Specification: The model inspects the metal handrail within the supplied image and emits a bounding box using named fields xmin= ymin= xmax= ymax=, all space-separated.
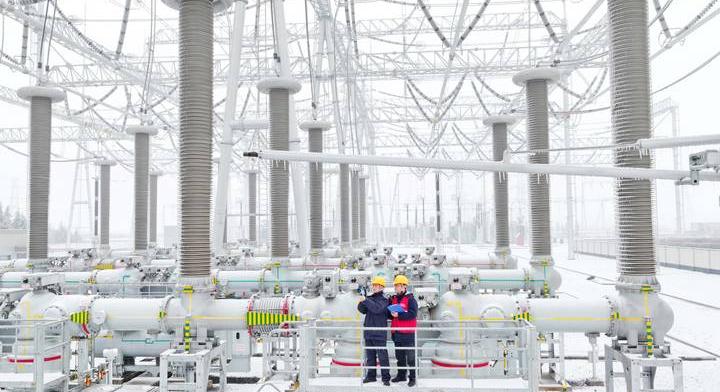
xmin=0 ymin=318 xmax=72 ymax=392
xmin=266 ymin=318 xmax=539 ymax=391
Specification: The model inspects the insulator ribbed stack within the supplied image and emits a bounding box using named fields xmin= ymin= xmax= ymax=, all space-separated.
xmin=134 ymin=132 xmax=150 ymax=251
xmin=526 ymin=79 xmax=552 ymax=259
xmin=27 ymin=97 xmax=51 ymax=262
xmin=178 ymin=0 xmax=213 ymax=277
xmin=340 ymin=164 xmax=351 ymax=245
xmin=269 ymin=90 xmax=290 ymax=259
xmin=483 ymin=117 xmax=515 ymax=252
xmin=607 ymin=0 xmax=657 ymax=280
xmin=351 ymin=169 xmax=360 ymax=243
xmin=149 ymin=172 xmax=160 ymax=244
xmin=248 ymin=171 xmax=257 ymax=244
xmin=359 ymin=176 xmax=367 ymax=241
xmin=96 ymin=161 xmax=116 ymax=247
xmin=302 ymin=122 xmax=331 ymax=251
xmin=17 ymin=86 xmax=65 ymax=268
xmin=258 ymin=78 xmax=300 ymax=259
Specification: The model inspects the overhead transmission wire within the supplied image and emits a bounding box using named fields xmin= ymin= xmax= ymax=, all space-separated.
xmin=349 ymin=0 xmax=359 ymax=57
xmin=19 ymin=10 xmax=28 ymax=64
xmin=455 ymin=0 xmax=491 ymax=47
xmin=141 ymin=0 xmax=158 ymax=116
xmin=303 ymin=0 xmax=317 ymax=118
xmin=417 ymin=0 xmax=450 ymax=48
xmin=0 ymin=12 xmax=14 ymax=65
xmin=52 ymin=4 xmax=112 ymax=60
xmin=69 ymin=0 xmax=135 ymax=136
xmin=654 ymin=46 xmax=720 ymax=95
xmin=116 ymin=0 xmax=132 ymax=59
xmin=533 ymin=0 xmax=559 ymax=43
xmin=473 ymin=74 xmax=510 ymax=102
xmin=674 ymin=0 xmax=720 ymax=40
xmin=43 ymin=0 xmax=58 ymax=72
xmin=0 ymin=142 xmax=95 ymax=163
xmin=469 ymin=80 xmax=490 ymax=116
xmin=650 ymin=0 xmax=674 ymax=26
xmin=37 ymin=0 xmax=51 ymax=71
xmin=652 ymin=0 xmax=672 ymax=41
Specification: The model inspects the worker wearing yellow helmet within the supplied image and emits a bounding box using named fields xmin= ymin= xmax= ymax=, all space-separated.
xmin=357 ymin=276 xmax=391 ymax=385
xmin=389 ymin=275 xmax=417 ymax=387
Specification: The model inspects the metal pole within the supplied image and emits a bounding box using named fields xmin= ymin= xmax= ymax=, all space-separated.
xmin=213 ymin=0 xmax=248 ymax=255
xmin=562 ymin=76 xmax=576 ymax=260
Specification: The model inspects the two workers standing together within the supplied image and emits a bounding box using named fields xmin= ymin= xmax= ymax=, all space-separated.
xmin=357 ymin=275 xmax=418 ymax=387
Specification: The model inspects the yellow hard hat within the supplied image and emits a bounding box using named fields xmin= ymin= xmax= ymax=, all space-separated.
xmin=393 ymin=275 xmax=409 ymax=286
xmin=371 ymin=276 xmax=386 ymax=287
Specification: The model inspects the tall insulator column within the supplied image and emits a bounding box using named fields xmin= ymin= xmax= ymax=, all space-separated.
xmin=257 ymin=78 xmax=302 ymax=261
xmin=127 ymin=126 xmax=158 ymax=254
xmin=300 ymin=121 xmax=332 ymax=253
xmin=95 ymin=159 xmax=117 ymax=249
xmin=17 ymin=86 xmax=65 ymax=271
xmin=513 ymin=68 xmax=560 ymax=266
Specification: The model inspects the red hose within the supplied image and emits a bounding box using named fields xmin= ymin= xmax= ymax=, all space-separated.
xmin=8 ymin=355 xmax=62 ymax=363
xmin=431 ymin=359 xmax=490 ymax=368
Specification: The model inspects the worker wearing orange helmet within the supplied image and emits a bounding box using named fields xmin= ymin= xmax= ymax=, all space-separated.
xmin=389 ymin=275 xmax=418 ymax=387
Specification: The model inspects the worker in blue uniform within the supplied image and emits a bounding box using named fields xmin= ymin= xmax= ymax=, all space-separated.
xmin=357 ymin=276 xmax=391 ymax=385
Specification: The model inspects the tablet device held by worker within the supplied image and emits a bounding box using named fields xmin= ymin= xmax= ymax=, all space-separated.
xmin=387 ymin=304 xmax=407 ymax=313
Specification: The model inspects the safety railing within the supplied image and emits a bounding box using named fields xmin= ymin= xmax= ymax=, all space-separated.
xmin=264 ymin=319 xmax=539 ymax=391
xmin=575 ymin=238 xmax=720 ymax=274
xmin=0 ymin=319 xmax=71 ymax=392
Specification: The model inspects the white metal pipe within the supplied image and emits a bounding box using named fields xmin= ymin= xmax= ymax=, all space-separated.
xmin=247 ymin=150 xmax=720 ymax=182
xmin=636 ymin=134 xmax=720 ymax=149
xmin=213 ymin=0 xmax=247 ymax=255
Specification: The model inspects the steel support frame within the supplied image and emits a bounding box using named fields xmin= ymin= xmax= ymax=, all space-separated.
xmin=604 ymin=344 xmax=683 ymax=392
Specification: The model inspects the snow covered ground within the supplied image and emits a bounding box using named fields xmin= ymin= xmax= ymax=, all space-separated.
xmin=512 ymin=244 xmax=720 ymax=391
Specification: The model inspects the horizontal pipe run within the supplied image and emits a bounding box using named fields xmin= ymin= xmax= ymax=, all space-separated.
xmin=246 ymin=150 xmax=720 ymax=182
xmin=512 ymin=134 xmax=720 ymax=155
xmin=636 ymin=134 xmax=720 ymax=149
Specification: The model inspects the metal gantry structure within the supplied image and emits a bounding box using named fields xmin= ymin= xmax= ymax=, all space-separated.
xmin=0 ymin=0 xmax=717 ymax=247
